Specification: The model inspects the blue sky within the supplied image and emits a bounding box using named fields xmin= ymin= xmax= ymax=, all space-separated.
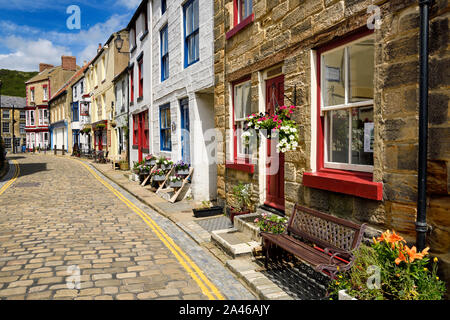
xmin=0 ymin=0 xmax=141 ymax=71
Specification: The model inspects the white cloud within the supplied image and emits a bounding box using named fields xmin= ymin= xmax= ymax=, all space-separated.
xmin=0 ymin=13 xmax=130 ymax=71
xmin=116 ymin=0 xmax=141 ymax=10
xmin=0 ymin=36 xmax=71 ymax=71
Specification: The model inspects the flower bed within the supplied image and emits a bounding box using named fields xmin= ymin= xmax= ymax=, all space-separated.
xmin=328 ymin=230 xmax=446 ymax=300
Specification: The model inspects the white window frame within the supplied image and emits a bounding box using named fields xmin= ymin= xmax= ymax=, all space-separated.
xmin=233 ymin=80 xmax=252 ymax=160
xmin=43 ymin=86 xmax=48 ymax=101
xmin=320 ymin=34 xmax=375 ymax=173
xmin=2 ymin=122 xmax=9 ymax=133
xmin=236 ymin=0 xmax=252 ymax=25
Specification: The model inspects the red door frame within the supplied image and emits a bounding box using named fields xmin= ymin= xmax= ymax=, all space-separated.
xmin=265 ymin=74 xmax=285 ymax=211
xmin=137 ymin=110 xmax=149 ymax=162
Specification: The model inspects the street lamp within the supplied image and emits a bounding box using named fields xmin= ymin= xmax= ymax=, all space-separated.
xmin=114 ymin=33 xmax=130 ymax=54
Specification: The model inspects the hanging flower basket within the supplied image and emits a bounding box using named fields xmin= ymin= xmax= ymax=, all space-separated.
xmin=244 ymin=105 xmax=299 ymax=153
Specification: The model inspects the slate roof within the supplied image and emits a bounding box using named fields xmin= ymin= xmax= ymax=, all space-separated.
xmin=0 ymin=95 xmax=26 ymax=109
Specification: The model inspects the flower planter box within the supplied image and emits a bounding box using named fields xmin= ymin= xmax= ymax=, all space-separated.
xmin=192 ymin=206 xmax=224 ymax=218
xmin=176 ymin=169 xmax=190 ymax=175
xmin=119 ymin=162 xmax=129 ymax=170
xmin=145 ymin=160 xmax=156 ymax=167
xmin=160 ymin=164 xmax=172 ymax=170
xmin=153 ymin=174 xmax=166 ymax=181
xmin=229 ymin=209 xmax=250 ymax=224
xmin=338 ymin=290 xmax=357 ymax=300
xmin=169 ymin=180 xmax=182 ymax=188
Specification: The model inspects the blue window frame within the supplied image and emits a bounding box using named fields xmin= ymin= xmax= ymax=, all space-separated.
xmin=183 ymin=0 xmax=199 ymax=67
xmin=160 ymin=24 xmax=169 ymax=81
xmin=160 ymin=104 xmax=172 ymax=151
xmin=72 ymin=102 xmax=79 ymax=122
xmin=161 ymin=0 xmax=167 ymax=14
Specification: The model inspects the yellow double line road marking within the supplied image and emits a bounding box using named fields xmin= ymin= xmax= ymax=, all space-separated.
xmin=75 ymin=159 xmax=225 ymax=300
xmin=0 ymin=160 xmax=20 ymax=196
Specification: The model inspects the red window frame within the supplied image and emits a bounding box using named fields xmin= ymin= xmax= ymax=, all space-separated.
xmin=133 ymin=114 xmax=138 ymax=146
xmin=226 ymin=0 xmax=254 ymax=40
xmin=143 ymin=110 xmax=149 ymax=149
xmin=225 ymin=76 xmax=254 ymax=174
xmin=303 ymin=29 xmax=382 ymax=200
xmin=130 ymin=68 xmax=134 ymax=103
xmin=138 ymin=58 xmax=143 ymax=98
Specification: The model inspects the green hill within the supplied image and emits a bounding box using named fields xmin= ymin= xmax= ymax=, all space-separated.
xmin=0 ymin=69 xmax=39 ymax=97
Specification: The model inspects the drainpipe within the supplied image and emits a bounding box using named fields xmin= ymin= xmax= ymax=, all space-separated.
xmin=416 ymin=0 xmax=432 ymax=251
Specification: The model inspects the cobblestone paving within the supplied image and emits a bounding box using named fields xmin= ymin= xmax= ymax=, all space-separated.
xmin=0 ymin=154 xmax=250 ymax=300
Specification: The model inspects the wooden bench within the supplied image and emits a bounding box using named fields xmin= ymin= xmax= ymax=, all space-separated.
xmin=261 ymin=204 xmax=366 ymax=279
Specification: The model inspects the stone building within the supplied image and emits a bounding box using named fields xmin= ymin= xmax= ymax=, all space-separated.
xmin=0 ymin=96 xmax=26 ymax=152
xmin=214 ymin=0 xmax=449 ymax=282
xmin=49 ymin=63 xmax=88 ymax=153
xmin=25 ymin=57 xmax=79 ymax=150
xmin=84 ymin=30 xmax=129 ymax=159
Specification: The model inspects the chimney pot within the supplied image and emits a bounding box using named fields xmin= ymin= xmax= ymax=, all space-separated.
xmin=39 ymin=63 xmax=54 ymax=73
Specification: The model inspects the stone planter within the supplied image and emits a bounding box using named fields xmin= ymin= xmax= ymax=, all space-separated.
xmin=153 ymin=174 xmax=166 ymax=181
xmin=338 ymin=290 xmax=357 ymax=300
xmin=169 ymin=180 xmax=182 ymax=188
xmin=229 ymin=209 xmax=251 ymax=224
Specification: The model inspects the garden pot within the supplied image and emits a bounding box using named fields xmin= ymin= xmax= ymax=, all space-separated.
xmin=192 ymin=206 xmax=224 ymax=218
xmin=169 ymin=180 xmax=182 ymax=188
xmin=229 ymin=209 xmax=250 ymax=223
xmin=176 ymin=169 xmax=189 ymax=175
xmin=119 ymin=162 xmax=129 ymax=170
xmin=153 ymin=174 xmax=166 ymax=181
xmin=160 ymin=164 xmax=172 ymax=170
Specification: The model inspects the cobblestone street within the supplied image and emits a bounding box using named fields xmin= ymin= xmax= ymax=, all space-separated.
xmin=0 ymin=154 xmax=254 ymax=300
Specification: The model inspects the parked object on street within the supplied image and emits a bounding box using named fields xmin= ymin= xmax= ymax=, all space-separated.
xmin=261 ymin=204 xmax=366 ymax=279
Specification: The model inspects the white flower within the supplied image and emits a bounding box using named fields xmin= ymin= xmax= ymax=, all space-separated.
xmin=289 ymin=135 xmax=295 ymax=140
xmin=281 ymin=148 xmax=287 ymax=153
xmin=290 ymin=127 xmax=297 ymax=133
xmin=292 ymin=141 xmax=298 ymax=147
xmin=255 ymin=125 xmax=260 ymax=130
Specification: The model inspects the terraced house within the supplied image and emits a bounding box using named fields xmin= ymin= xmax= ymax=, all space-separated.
xmin=0 ymin=96 xmax=26 ymax=152
xmin=48 ymin=62 xmax=88 ymax=154
xmin=84 ymin=30 xmax=130 ymax=159
xmin=25 ymin=57 xmax=79 ymax=150
xmin=214 ymin=0 xmax=449 ymax=276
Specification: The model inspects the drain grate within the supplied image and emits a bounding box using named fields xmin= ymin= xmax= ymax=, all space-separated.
xmin=261 ymin=260 xmax=330 ymax=300
xmin=14 ymin=182 xmax=41 ymax=188
xmin=196 ymin=216 xmax=233 ymax=232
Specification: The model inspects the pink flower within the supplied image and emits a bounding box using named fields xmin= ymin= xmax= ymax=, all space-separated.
xmin=289 ymin=110 xmax=294 ymax=114
xmin=277 ymin=125 xmax=281 ymax=129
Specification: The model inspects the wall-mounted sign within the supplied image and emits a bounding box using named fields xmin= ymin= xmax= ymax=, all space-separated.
xmin=326 ymin=66 xmax=341 ymax=82
xmin=80 ymin=103 xmax=89 ymax=116
xmin=364 ymin=122 xmax=374 ymax=153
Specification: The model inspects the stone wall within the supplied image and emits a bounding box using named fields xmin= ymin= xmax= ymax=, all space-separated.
xmin=214 ymin=0 xmax=450 ymax=280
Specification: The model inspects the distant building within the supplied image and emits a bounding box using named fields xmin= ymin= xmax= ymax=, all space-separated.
xmin=0 ymin=95 xmax=26 ymax=152
xmin=25 ymin=56 xmax=79 ymax=150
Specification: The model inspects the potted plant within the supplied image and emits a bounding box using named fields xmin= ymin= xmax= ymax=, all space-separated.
xmin=192 ymin=201 xmax=224 ymax=218
xmin=168 ymin=175 xmax=183 ymax=188
xmin=228 ymin=183 xmax=253 ymax=223
xmin=145 ymin=154 xmax=157 ymax=167
xmin=254 ymin=212 xmax=288 ymax=234
xmin=119 ymin=160 xmax=129 ymax=171
xmin=156 ymin=156 xmax=173 ymax=170
xmin=174 ymin=161 xmax=189 ymax=175
xmin=327 ymin=230 xmax=446 ymax=300
xmin=152 ymin=169 xmax=166 ymax=181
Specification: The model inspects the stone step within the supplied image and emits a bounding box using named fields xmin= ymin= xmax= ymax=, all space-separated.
xmin=211 ymin=228 xmax=260 ymax=258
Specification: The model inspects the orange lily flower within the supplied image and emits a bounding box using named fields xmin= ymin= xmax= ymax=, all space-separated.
xmin=386 ymin=230 xmax=405 ymax=244
xmin=405 ymin=246 xmax=425 ymax=263
xmin=395 ymin=250 xmax=407 ymax=265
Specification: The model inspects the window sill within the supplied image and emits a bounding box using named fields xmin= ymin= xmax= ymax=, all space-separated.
xmin=226 ymin=160 xmax=255 ymax=174
xmin=226 ymin=13 xmax=255 ymax=40
xmin=303 ymin=170 xmax=382 ymax=200
xmin=140 ymin=30 xmax=149 ymax=42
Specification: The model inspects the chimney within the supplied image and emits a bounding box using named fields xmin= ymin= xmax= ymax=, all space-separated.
xmin=39 ymin=63 xmax=54 ymax=73
xmin=97 ymin=43 xmax=102 ymax=53
xmin=61 ymin=56 xmax=76 ymax=71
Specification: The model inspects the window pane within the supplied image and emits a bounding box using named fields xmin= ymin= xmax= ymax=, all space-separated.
xmin=186 ymin=3 xmax=193 ymax=34
xmin=351 ymin=106 xmax=374 ymax=165
xmin=322 ymin=48 xmax=345 ymax=107
xmin=349 ymin=38 xmax=374 ymax=103
xmin=327 ymin=109 xmax=349 ymax=164
xmin=234 ymin=81 xmax=251 ymax=120
xmin=193 ymin=0 xmax=199 ymax=30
